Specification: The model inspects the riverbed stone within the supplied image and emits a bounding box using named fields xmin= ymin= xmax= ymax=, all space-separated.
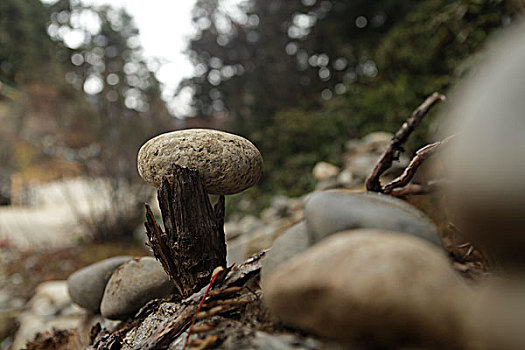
xmin=137 ymin=129 xmax=263 ymax=195
xmin=263 ymin=230 xmax=469 ymax=347
xmin=304 ymin=190 xmax=442 ymax=247
xmin=67 ymin=256 xmax=132 ymax=312
xmin=100 ymin=257 xmax=175 ymax=320
xmin=261 ymin=222 xmax=310 ymax=284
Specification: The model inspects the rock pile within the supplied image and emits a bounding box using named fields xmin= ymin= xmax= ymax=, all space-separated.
xmin=260 ymin=190 xmax=442 ymax=282
xmin=66 ymin=256 xmax=174 ymax=321
xmin=67 ymin=256 xmax=132 ymax=313
xmin=225 ymin=195 xmax=304 ymax=266
xmin=262 ymin=20 xmax=525 ymax=350
xmin=223 ymin=130 xmax=415 ymax=267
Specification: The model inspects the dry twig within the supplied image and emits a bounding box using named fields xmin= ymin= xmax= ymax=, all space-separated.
xmin=381 ymin=135 xmax=454 ymax=196
xmin=382 ymin=135 xmax=454 ymax=193
xmin=191 ymin=322 xmax=218 ymax=334
xmin=187 ymin=334 xmax=219 ymax=350
xmin=390 ymin=183 xmax=434 ymax=197
xmin=365 ymin=92 xmax=446 ymax=192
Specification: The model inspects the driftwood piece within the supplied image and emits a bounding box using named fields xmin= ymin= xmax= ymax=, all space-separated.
xmin=365 ymin=92 xmax=446 ymax=192
xmin=90 ymin=251 xmax=266 ymax=350
xmin=144 ymin=164 xmax=226 ymax=298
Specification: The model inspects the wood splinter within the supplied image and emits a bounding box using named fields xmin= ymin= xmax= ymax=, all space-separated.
xmin=144 ymin=164 xmax=226 ymax=298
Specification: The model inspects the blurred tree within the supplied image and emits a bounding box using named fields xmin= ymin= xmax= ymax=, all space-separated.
xmin=0 ymin=0 xmax=175 ymax=239
xmin=42 ymin=0 xmax=175 ymax=240
xmin=0 ymin=0 xmax=59 ymax=85
xmin=0 ymin=0 xmax=63 ymax=203
xmin=182 ymin=0 xmax=518 ymax=198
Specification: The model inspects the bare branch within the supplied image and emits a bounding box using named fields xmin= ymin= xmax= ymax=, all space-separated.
xmin=365 ymin=92 xmax=446 ymax=192
xmin=382 ymin=135 xmax=454 ymax=193
xmin=389 ymin=179 xmax=449 ymax=198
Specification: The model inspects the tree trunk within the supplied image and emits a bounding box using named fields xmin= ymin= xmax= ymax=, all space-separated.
xmin=144 ymin=164 xmax=226 ymax=298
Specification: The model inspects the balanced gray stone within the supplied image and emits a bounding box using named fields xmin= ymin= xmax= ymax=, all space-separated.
xmin=261 ymin=222 xmax=310 ymax=284
xmin=100 ymin=257 xmax=175 ymax=320
xmin=304 ymin=190 xmax=442 ymax=247
xmin=67 ymin=256 xmax=131 ymax=312
xmin=442 ymin=21 xmax=525 ymax=268
xmin=137 ymin=129 xmax=263 ymax=195
xmin=263 ymin=230 xmax=469 ymax=347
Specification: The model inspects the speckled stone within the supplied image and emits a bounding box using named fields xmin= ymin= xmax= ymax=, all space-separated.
xmin=137 ymin=129 xmax=263 ymax=195
xmin=100 ymin=257 xmax=175 ymax=320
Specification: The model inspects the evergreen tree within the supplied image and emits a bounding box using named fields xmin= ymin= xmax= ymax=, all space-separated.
xmin=0 ymin=0 xmax=174 ymax=238
xmin=182 ymin=0 xmax=518 ymax=198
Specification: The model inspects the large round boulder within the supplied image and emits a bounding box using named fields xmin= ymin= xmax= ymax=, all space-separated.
xmin=263 ymin=230 xmax=469 ymax=347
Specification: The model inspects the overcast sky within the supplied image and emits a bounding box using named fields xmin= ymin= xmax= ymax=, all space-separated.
xmin=40 ymin=0 xmax=202 ymax=116
xmin=39 ymin=0 xmax=245 ymax=116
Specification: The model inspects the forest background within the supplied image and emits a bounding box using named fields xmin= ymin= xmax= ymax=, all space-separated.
xmin=0 ymin=0 xmax=520 ymax=238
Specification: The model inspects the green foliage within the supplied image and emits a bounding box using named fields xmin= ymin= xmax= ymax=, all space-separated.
xmin=183 ymin=0 xmax=518 ymax=199
xmin=0 ymin=0 xmax=58 ymax=84
xmin=0 ymin=0 xmax=174 ymax=240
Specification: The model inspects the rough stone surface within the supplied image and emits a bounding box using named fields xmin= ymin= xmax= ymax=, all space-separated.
xmin=442 ymin=21 xmax=525 ymax=267
xmin=261 ymin=222 xmax=310 ymax=284
xmin=100 ymin=257 xmax=175 ymax=320
xmin=304 ymin=190 xmax=442 ymax=247
xmin=137 ymin=129 xmax=263 ymax=195
xmin=263 ymin=230 xmax=469 ymax=347
xmin=67 ymin=256 xmax=131 ymax=312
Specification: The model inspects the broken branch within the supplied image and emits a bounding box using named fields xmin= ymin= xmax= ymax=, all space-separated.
xmin=382 ymin=135 xmax=454 ymax=193
xmin=389 ymin=179 xmax=449 ymax=197
xmin=365 ymin=92 xmax=446 ymax=192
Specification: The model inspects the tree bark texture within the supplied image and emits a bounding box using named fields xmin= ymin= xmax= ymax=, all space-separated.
xmin=144 ymin=164 xmax=226 ymax=298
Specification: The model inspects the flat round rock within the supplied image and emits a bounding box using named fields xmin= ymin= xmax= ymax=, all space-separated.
xmin=137 ymin=129 xmax=263 ymax=195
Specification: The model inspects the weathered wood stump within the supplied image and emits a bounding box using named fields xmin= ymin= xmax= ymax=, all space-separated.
xmin=144 ymin=164 xmax=226 ymax=298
